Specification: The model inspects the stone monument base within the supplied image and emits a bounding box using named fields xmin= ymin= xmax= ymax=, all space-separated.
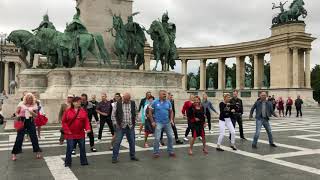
xmin=2 ymin=68 xmax=188 ymax=123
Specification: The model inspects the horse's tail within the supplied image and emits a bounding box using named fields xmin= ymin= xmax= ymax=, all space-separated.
xmin=93 ymin=33 xmax=111 ymax=65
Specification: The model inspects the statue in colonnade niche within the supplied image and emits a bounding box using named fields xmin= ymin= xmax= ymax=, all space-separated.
xmin=226 ymin=76 xmax=232 ymax=89
xmin=245 ymin=76 xmax=252 ymax=88
xmin=208 ymin=77 xmax=215 ymax=89
xmin=189 ymin=76 xmax=197 ymax=90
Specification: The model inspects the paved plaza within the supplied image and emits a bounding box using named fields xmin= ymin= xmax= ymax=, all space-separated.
xmin=0 ymin=108 xmax=319 ymax=180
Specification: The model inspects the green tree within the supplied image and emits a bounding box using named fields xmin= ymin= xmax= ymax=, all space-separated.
xmin=311 ymin=64 xmax=320 ymax=103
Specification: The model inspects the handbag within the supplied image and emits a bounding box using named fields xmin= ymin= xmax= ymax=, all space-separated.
xmin=60 ymin=109 xmax=80 ymax=134
xmin=14 ymin=117 xmax=25 ymax=131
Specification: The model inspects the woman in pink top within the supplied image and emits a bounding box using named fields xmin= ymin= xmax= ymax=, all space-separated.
xmin=11 ymin=93 xmax=42 ymax=161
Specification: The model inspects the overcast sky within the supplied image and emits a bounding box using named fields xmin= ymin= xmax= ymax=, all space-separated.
xmin=0 ymin=0 xmax=319 ymax=73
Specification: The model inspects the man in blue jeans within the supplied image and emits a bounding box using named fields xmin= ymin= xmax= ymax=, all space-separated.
xmin=112 ymin=93 xmax=139 ymax=163
xmin=149 ymin=90 xmax=176 ymax=158
xmin=249 ymin=91 xmax=278 ymax=149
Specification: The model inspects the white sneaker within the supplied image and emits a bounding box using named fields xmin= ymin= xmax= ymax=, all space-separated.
xmin=198 ymin=137 xmax=203 ymax=141
xmin=209 ymin=130 xmax=213 ymax=134
xmin=183 ymin=137 xmax=189 ymax=141
xmin=97 ymin=139 xmax=102 ymax=144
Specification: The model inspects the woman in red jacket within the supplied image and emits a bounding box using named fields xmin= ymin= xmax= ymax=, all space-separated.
xmin=187 ymin=96 xmax=207 ymax=155
xmin=62 ymin=97 xmax=91 ymax=167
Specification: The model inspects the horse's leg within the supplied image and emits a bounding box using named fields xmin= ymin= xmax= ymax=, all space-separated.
xmin=57 ymin=49 xmax=64 ymax=68
xmin=91 ymin=38 xmax=102 ymax=67
xmin=29 ymin=51 xmax=35 ymax=69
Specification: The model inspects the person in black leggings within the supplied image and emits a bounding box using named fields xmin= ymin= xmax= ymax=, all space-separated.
xmin=160 ymin=93 xmax=183 ymax=145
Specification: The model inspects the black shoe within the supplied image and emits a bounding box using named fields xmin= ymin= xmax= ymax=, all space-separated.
xmin=65 ymin=164 xmax=71 ymax=167
xmin=241 ymin=137 xmax=247 ymax=140
xmin=160 ymin=141 xmax=165 ymax=146
xmin=230 ymin=146 xmax=237 ymax=151
xmin=216 ymin=147 xmax=224 ymax=152
xmin=176 ymin=140 xmax=183 ymax=144
xmin=270 ymin=144 xmax=277 ymax=148
xmin=81 ymin=163 xmax=89 ymax=166
xmin=131 ymin=157 xmax=139 ymax=161
xmin=71 ymin=150 xmax=76 ymax=155
xmin=252 ymin=144 xmax=257 ymax=149
xmin=112 ymin=159 xmax=118 ymax=164
xmin=91 ymin=147 xmax=97 ymax=152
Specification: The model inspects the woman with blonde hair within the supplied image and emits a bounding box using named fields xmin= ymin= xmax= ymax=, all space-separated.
xmin=12 ymin=93 xmax=42 ymax=161
xmin=216 ymin=93 xmax=237 ymax=151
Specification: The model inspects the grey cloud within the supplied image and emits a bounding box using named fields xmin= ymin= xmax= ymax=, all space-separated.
xmin=0 ymin=0 xmax=319 ymax=72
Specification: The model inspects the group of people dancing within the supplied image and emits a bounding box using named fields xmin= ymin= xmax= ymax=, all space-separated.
xmin=10 ymin=89 xmax=284 ymax=167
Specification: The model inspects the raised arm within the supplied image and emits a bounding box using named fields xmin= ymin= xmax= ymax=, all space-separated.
xmin=249 ymin=102 xmax=257 ymax=118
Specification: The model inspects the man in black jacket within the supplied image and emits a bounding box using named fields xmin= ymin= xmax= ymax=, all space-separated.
xmin=90 ymin=95 xmax=99 ymax=122
xmin=230 ymin=90 xmax=246 ymax=140
xmin=295 ymin=95 xmax=304 ymax=117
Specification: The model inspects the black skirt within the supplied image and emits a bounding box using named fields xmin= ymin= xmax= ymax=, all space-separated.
xmin=191 ymin=121 xmax=205 ymax=138
xmin=144 ymin=117 xmax=154 ymax=134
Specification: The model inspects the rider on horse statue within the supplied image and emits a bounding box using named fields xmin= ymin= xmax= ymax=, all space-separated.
xmin=32 ymin=14 xmax=56 ymax=32
xmin=125 ymin=12 xmax=146 ymax=69
xmin=65 ymin=8 xmax=88 ymax=34
xmin=161 ymin=12 xmax=178 ymax=69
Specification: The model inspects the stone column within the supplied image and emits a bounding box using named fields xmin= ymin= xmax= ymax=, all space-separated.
xmin=218 ymin=57 xmax=226 ymax=90
xmin=143 ymin=42 xmax=151 ymax=71
xmin=3 ymin=61 xmax=9 ymax=93
xmin=14 ymin=63 xmax=20 ymax=94
xmin=258 ymin=54 xmax=265 ymax=88
xmin=14 ymin=62 xmax=20 ymax=79
xmin=199 ymin=59 xmax=207 ymax=91
xmin=236 ymin=56 xmax=245 ymax=89
xmin=253 ymin=54 xmax=259 ymax=89
xmin=305 ymin=49 xmax=311 ymax=88
xmin=292 ymin=48 xmax=299 ymax=88
xmin=181 ymin=59 xmax=188 ymax=90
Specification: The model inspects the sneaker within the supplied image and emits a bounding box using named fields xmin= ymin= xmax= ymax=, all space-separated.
xmin=153 ymin=154 xmax=160 ymax=159
xmin=176 ymin=140 xmax=183 ymax=145
xmin=97 ymin=139 xmax=102 ymax=144
xmin=169 ymin=153 xmax=176 ymax=158
xmin=81 ymin=163 xmax=89 ymax=166
xmin=109 ymin=146 xmax=113 ymax=150
xmin=183 ymin=137 xmax=189 ymax=141
xmin=216 ymin=147 xmax=224 ymax=152
xmin=160 ymin=141 xmax=165 ymax=146
xmin=131 ymin=157 xmax=139 ymax=161
xmin=71 ymin=150 xmax=76 ymax=155
xmin=144 ymin=143 xmax=150 ymax=148
xmin=230 ymin=145 xmax=237 ymax=151
xmin=198 ymin=137 xmax=203 ymax=141
xmin=112 ymin=159 xmax=118 ymax=164
xmin=209 ymin=130 xmax=213 ymax=134
xmin=252 ymin=144 xmax=258 ymax=149
xmin=91 ymin=147 xmax=97 ymax=152
xmin=241 ymin=137 xmax=247 ymax=140
xmin=270 ymin=144 xmax=277 ymax=148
